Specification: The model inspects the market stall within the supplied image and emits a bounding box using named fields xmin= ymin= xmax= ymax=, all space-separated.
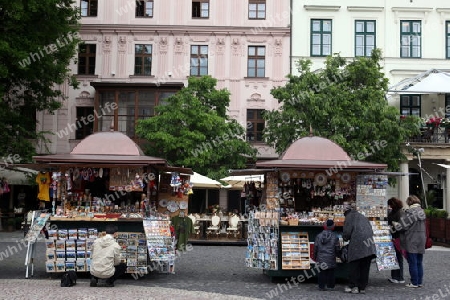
xmin=242 ymin=136 xmax=398 ymax=280
xmin=31 ymin=131 xmax=192 ymax=276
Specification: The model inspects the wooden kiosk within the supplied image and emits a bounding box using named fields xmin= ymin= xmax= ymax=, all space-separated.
xmin=32 ymin=131 xmax=192 ymax=276
xmin=243 ymin=136 xmax=389 ymax=281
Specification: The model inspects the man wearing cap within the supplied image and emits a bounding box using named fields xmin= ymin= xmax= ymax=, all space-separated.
xmin=313 ymin=219 xmax=340 ymax=291
xmin=342 ymin=202 xmax=376 ymax=294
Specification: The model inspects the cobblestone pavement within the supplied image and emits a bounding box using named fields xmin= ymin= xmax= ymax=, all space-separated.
xmin=1 ymin=231 xmax=450 ymax=300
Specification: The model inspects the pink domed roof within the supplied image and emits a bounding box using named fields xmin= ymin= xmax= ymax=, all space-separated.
xmin=71 ymin=131 xmax=145 ymax=156
xmin=281 ymin=136 xmax=351 ymax=160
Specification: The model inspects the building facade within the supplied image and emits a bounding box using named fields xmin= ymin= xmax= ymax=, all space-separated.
xmin=291 ymin=0 xmax=450 ymax=210
xmin=37 ymin=0 xmax=291 ymax=160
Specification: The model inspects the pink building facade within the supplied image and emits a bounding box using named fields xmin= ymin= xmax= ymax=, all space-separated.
xmin=37 ymin=0 xmax=290 ymax=159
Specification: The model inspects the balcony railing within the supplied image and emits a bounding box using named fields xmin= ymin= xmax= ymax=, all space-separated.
xmin=408 ymin=126 xmax=450 ymax=144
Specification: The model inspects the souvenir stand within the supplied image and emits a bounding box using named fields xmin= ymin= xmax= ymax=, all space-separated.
xmin=243 ymin=136 xmax=394 ymax=281
xmin=32 ymin=131 xmax=192 ymax=276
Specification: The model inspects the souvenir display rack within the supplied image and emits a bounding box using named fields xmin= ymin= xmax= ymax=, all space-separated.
xmin=371 ymin=220 xmax=399 ymax=271
xmin=143 ymin=218 xmax=176 ymax=274
xmin=281 ymin=232 xmax=310 ymax=270
xmin=245 ymin=210 xmax=279 ymax=270
xmin=44 ymin=228 xmax=148 ymax=274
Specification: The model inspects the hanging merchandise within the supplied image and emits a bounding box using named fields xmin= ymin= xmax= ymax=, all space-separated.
xmin=36 ymin=171 xmax=51 ymax=202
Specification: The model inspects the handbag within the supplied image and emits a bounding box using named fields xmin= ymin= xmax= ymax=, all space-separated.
xmin=340 ymin=244 xmax=349 ymax=263
xmin=425 ymin=221 xmax=433 ymax=249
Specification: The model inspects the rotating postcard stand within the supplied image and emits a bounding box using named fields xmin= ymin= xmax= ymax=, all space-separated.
xmin=24 ymin=210 xmax=51 ymax=278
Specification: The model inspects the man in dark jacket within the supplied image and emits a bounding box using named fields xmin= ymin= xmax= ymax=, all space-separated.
xmin=314 ymin=219 xmax=340 ymax=291
xmin=342 ymin=203 xmax=376 ymax=294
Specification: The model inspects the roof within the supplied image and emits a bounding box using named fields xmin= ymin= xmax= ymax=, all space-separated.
xmin=33 ymin=131 xmax=167 ymax=167
xmin=256 ymin=136 xmax=387 ymax=170
xmin=388 ymin=69 xmax=450 ymax=94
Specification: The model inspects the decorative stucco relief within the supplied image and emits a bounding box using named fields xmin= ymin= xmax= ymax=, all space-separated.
xmin=158 ymin=36 xmax=168 ymax=54
xmin=228 ymin=109 xmax=240 ymax=119
xmin=231 ymin=38 xmax=244 ymax=56
xmin=102 ymin=36 xmax=112 ymax=53
xmin=247 ymin=93 xmax=265 ymax=108
xmin=174 ymin=36 xmax=187 ymax=54
xmin=118 ymin=36 xmax=128 ymax=53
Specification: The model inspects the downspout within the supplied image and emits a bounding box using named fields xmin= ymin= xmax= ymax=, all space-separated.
xmin=289 ymin=0 xmax=293 ymax=75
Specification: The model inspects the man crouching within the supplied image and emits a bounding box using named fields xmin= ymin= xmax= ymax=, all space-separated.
xmin=90 ymin=225 xmax=126 ymax=287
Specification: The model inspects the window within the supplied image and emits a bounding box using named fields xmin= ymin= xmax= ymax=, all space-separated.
xmin=76 ymin=107 xmax=94 ymax=139
xmin=136 ymin=0 xmax=153 ymax=17
xmin=96 ymin=88 xmax=180 ymax=138
xmin=355 ymin=20 xmax=376 ymax=57
xmin=446 ymin=21 xmax=450 ymax=59
xmin=20 ymin=104 xmax=36 ymax=139
xmin=249 ymin=0 xmax=265 ymax=20
xmin=247 ymin=46 xmax=265 ymax=78
xmin=192 ymin=0 xmax=209 ymax=18
xmin=134 ymin=45 xmax=152 ymax=76
xmin=190 ymin=45 xmax=208 ymax=76
xmin=247 ymin=109 xmax=265 ymax=142
xmin=400 ymin=95 xmax=421 ymax=116
xmin=80 ymin=0 xmax=97 ymax=17
xmin=400 ymin=21 xmax=421 ymax=58
xmin=77 ymin=44 xmax=96 ymax=75
xmin=311 ymin=19 xmax=332 ymax=56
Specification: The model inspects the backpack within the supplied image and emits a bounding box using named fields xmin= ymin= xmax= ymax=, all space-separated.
xmin=60 ymin=271 xmax=77 ymax=287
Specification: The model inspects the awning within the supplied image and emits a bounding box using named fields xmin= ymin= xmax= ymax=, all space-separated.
xmin=0 ymin=167 xmax=38 ymax=185
xmin=388 ymin=69 xmax=450 ymax=94
xmin=255 ymin=159 xmax=387 ymax=170
xmin=221 ymin=174 xmax=265 ymax=189
xmin=190 ymin=172 xmax=223 ymax=189
xmin=436 ymin=163 xmax=450 ymax=169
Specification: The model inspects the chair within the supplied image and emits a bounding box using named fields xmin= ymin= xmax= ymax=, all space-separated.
xmin=226 ymin=215 xmax=241 ymax=239
xmin=206 ymin=215 xmax=221 ymax=239
xmin=188 ymin=214 xmax=200 ymax=239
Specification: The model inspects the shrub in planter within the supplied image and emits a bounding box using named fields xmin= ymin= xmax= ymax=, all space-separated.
xmin=435 ymin=209 xmax=449 ymax=219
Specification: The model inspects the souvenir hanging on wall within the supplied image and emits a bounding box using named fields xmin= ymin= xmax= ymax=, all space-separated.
xmin=109 ymin=167 xmax=145 ymax=192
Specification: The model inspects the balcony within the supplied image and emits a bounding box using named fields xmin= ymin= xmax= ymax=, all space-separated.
xmin=408 ymin=126 xmax=450 ymax=144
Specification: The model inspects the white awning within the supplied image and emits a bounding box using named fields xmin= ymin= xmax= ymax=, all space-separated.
xmin=388 ymin=69 xmax=450 ymax=94
xmin=220 ymin=175 xmax=264 ymax=189
xmin=0 ymin=167 xmax=38 ymax=185
xmin=436 ymin=163 xmax=450 ymax=169
xmin=190 ymin=172 xmax=223 ymax=189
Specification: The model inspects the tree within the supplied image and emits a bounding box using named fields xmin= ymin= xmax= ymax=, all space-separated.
xmin=136 ymin=76 xmax=257 ymax=180
xmin=0 ymin=0 xmax=80 ymax=161
xmin=264 ymin=49 xmax=419 ymax=171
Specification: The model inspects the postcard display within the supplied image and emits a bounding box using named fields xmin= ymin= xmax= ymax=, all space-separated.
xmin=356 ymin=175 xmax=399 ymax=271
xmin=143 ymin=218 xmax=176 ymax=273
xmin=44 ymin=228 xmax=148 ymax=274
xmin=246 ymin=210 xmax=279 ymax=270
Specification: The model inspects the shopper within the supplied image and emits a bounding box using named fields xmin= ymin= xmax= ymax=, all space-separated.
xmin=387 ymin=197 xmax=406 ymax=284
xmin=342 ymin=202 xmax=377 ymax=294
xmin=90 ymin=225 xmax=126 ymax=287
xmin=393 ymin=195 xmax=426 ymax=288
xmin=313 ymin=219 xmax=340 ymax=291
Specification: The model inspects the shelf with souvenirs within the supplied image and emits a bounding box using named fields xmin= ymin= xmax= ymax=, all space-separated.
xmin=280 ymin=231 xmax=310 ymax=270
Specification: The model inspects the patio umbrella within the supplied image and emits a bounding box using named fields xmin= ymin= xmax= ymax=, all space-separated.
xmin=220 ymin=175 xmax=264 ymax=189
xmin=190 ymin=172 xmax=223 ymax=189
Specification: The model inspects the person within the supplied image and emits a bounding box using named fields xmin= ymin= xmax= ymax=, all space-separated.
xmin=387 ymin=197 xmax=406 ymax=284
xmin=313 ymin=219 xmax=340 ymax=291
xmin=342 ymin=202 xmax=377 ymax=294
xmin=393 ymin=195 xmax=426 ymax=288
xmin=90 ymin=225 xmax=126 ymax=287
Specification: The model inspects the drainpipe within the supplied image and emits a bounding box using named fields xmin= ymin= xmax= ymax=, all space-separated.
xmin=289 ymin=0 xmax=293 ymax=75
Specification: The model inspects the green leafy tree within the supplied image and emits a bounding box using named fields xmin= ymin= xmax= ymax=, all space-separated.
xmin=136 ymin=76 xmax=257 ymax=180
xmin=264 ymin=49 xmax=419 ymax=171
xmin=0 ymin=0 xmax=80 ymax=161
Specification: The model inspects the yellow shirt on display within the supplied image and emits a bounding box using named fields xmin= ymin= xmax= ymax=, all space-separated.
xmin=36 ymin=172 xmax=51 ymax=202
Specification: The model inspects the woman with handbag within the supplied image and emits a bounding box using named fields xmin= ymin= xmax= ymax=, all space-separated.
xmin=387 ymin=197 xmax=406 ymax=284
xmin=392 ymin=195 xmax=426 ymax=288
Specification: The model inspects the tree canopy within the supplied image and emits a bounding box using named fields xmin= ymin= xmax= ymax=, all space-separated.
xmin=136 ymin=76 xmax=257 ymax=180
xmin=264 ymin=49 xmax=419 ymax=171
xmin=0 ymin=0 xmax=80 ymax=161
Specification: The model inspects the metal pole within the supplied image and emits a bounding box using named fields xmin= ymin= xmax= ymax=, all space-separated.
xmin=418 ymin=154 xmax=428 ymax=208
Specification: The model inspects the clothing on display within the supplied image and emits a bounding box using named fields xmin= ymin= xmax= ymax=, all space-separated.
xmin=171 ymin=214 xmax=193 ymax=251
xmin=36 ymin=172 xmax=51 ymax=202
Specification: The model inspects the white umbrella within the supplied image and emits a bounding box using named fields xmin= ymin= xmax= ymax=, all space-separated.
xmin=0 ymin=167 xmax=38 ymax=185
xmin=190 ymin=172 xmax=223 ymax=189
xmin=220 ymin=175 xmax=264 ymax=189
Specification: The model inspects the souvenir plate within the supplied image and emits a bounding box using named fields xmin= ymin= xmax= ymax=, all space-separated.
xmin=280 ymin=171 xmax=290 ymax=182
xmin=314 ymin=173 xmax=327 ymax=186
xmin=159 ymin=199 xmax=168 ymax=207
xmin=341 ymin=173 xmax=351 ymax=183
xmin=179 ymin=201 xmax=188 ymax=210
xmin=167 ymin=201 xmax=179 ymax=212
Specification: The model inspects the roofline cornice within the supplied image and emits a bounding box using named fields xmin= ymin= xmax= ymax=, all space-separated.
xmin=303 ymin=5 xmax=341 ymax=11
xmin=347 ymin=6 xmax=384 ymax=12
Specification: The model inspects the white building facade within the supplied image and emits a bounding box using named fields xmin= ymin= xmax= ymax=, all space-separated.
xmin=291 ymin=0 xmax=450 ymax=210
